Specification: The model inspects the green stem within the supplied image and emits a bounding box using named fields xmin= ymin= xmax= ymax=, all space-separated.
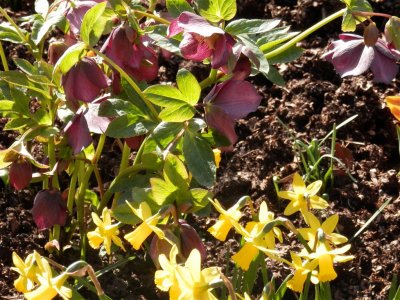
xmin=134 ymin=10 xmax=169 ymax=24
xmin=90 ymin=47 xmax=160 ymax=121
xmin=119 ymin=142 xmax=131 ymax=173
xmin=0 ymin=41 xmax=9 ymax=71
xmin=352 ymin=11 xmax=391 ymax=19
xmin=67 ymin=159 xmax=81 ymax=214
xmin=48 ymin=137 xmax=59 ymax=189
xmin=132 ymin=135 xmax=148 ymax=166
xmin=147 ymin=0 xmax=157 ymax=13
xmin=200 ymin=69 xmax=218 ymax=89
xmin=265 ymin=8 xmax=346 ymax=59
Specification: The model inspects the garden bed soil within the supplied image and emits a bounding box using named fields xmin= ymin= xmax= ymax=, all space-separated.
xmin=1 ymin=0 xmax=400 ymax=299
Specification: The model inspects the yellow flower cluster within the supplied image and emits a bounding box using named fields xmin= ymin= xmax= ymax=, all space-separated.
xmin=155 ymin=245 xmax=221 ymax=300
xmin=11 ymin=251 xmax=71 ymax=300
xmin=207 ymin=172 xmax=354 ymax=294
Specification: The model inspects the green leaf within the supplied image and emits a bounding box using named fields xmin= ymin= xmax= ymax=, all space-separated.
xmin=144 ymin=122 xmax=184 ymax=152
xmin=10 ymin=88 xmax=30 ymax=116
xmin=84 ymin=189 xmax=99 ymax=206
xmin=32 ymin=108 xmax=52 ymax=126
xmin=190 ymin=188 xmax=211 ymax=211
xmin=32 ymin=11 xmax=66 ymax=45
xmin=159 ymin=102 xmax=195 ymax=122
xmin=257 ymin=29 xmax=299 ymax=52
xmin=340 ymin=0 xmax=372 ymax=32
xmin=225 ymin=19 xmax=280 ymax=35
xmin=80 ymin=1 xmax=108 ymax=46
xmin=183 ymin=132 xmax=216 ymax=187
xmin=147 ymin=25 xmax=181 ymax=55
xmin=166 ymin=0 xmax=195 ymax=18
xmin=176 ymin=69 xmax=200 ymax=105
xmin=13 ymin=58 xmax=37 ymax=75
xmin=145 ymin=85 xmax=186 ymax=103
xmin=150 ymin=177 xmax=177 ymax=206
xmin=54 ymin=42 xmax=87 ymax=74
xmin=98 ymin=98 xmax=144 ymax=117
xmin=0 ymin=22 xmax=25 ymax=44
xmin=112 ymin=202 xmax=141 ymax=225
xmin=198 ymin=0 xmax=237 ymax=22
xmin=163 ymin=153 xmax=189 ymax=189
xmin=237 ymin=34 xmax=269 ymax=78
xmin=0 ymin=100 xmax=15 ymax=112
xmin=4 ymin=118 xmax=35 ymax=130
xmin=106 ymin=114 xmax=151 ymax=138
xmin=0 ymin=71 xmax=51 ymax=98
xmin=341 ymin=10 xmax=357 ymax=32
xmin=266 ymin=45 xmax=303 ymax=65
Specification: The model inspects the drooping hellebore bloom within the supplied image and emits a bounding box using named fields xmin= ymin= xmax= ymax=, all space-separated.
xmin=204 ymin=79 xmax=262 ymax=146
xmin=9 ymin=157 xmax=32 ymax=190
xmin=168 ymin=12 xmax=235 ymax=69
xmin=277 ymin=173 xmax=329 ymax=217
xmin=323 ymin=33 xmax=400 ymax=84
xmin=124 ymin=201 xmax=165 ymax=250
xmin=62 ymin=57 xmax=109 ymax=104
xmin=101 ymin=25 xmax=159 ymax=82
xmin=31 ymin=189 xmax=68 ymax=231
xmin=87 ymin=208 xmax=126 ymax=255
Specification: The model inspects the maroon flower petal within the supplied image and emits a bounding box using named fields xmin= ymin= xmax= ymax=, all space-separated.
xmin=210 ymin=80 xmax=262 ymax=120
xmin=205 ymin=105 xmax=238 ymax=145
xmin=64 ymin=111 xmax=93 ymax=154
xmin=211 ymin=35 xmax=230 ymax=69
xmin=180 ymin=33 xmax=213 ymax=62
xmin=85 ymin=103 xmax=111 ymax=134
xmin=9 ymin=159 xmax=32 ymax=190
xmin=329 ymin=39 xmax=365 ymax=76
xmin=177 ymin=12 xmax=224 ymax=37
xmin=167 ymin=19 xmax=183 ymax=38
xmin=32 ymin=189 xmax=68 ymax=231
xmin=370 ymin=50 xmax=399 ymax=83
xmin=179 ymin=220 xmax=206 ymax=262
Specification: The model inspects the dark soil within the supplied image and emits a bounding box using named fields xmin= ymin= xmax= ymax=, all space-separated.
xmin=1 ymin=1 xmax=400 ymax=299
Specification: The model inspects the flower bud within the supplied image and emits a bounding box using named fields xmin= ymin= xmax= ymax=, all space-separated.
xmin=62 ymin=57 xmax=109 ymax=103
xmin=363 ymin=22 xmax=379 ymax=47
xmin=149 ymin=229 xmax=179 ymax=268
xmin=125 ymin=135 xmax=145 ymax=150
xmin=9 ymin=158 xmax=32 ymax=190
xmin=48 ymin=41 xmax=68 ymax=65
xmin=32 ymin=189 xmax=68 ymax=231
xmin=385 ymin=16 xmax=400 ymax=50
xmin=179 ymin=220 xmax=206 ymax=262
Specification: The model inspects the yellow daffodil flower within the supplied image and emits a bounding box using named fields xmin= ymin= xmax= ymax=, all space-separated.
xmin=11 ymin=252 xmax=37 ymax=293
xmin=213 ymin=149 xmax=222 ymax=168
xmin=286 ymin=252 xmax=318 ymax=293
xmin=208 ymin=199 xmax=243 ymax=241
xmin=175 ymin=248 xmax=221 ymax=300
xmin=298 ymin=212 xmax=348 ymax=249
xmin=300 ymin=241 xmax=354 ymax=284
xmin=154 ymin=245 xmax=181 ymax=300
xmin=24 ymin=252 xmax=71 ymax=300
xmin=87 ymin=207 xmax=126 ymax=255
xmin=232 ymin=202 xmax=283 ymax=271
xmin=278 ymin=173 xmax=328 ymax=216
xmin=124 ymin=201 xmax=165 ymax=250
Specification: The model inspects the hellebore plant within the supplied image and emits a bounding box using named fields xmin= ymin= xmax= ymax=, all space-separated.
xmin=0 ymin=0 xmax=396 ymax=298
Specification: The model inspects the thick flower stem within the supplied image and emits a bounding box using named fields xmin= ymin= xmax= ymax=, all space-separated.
xmin=264 ymin=8 xmax=346 ymax=59
xmin=67 ymin=159 xmax=81 ymax=214
xmin=199 ymin=69 xmax=218 ymax=89
xmin=133 ymin=10 xmax=170 ymax=25
xmin=0 ymin=41 xmax=9 ymax=71
xmin=48 ymin=137 xmax=60 ymax=189
xmin=91 ymin=47 xmax=160 ymax=121
xmin=352 ymin=11 xmax=392 ymax=19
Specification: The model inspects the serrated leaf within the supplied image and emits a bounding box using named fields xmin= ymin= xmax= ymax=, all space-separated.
xmin=112 ymin=202 xmax=141 ymax=225
xmin=266 ymin=45 xmax=303 ymax=65
xmin=0 ymin=22 xmax=25 ymax=44
xmin=98 ymin=98 xmax=144 ymax=117
xmin=106 ymin=114 xmax=151 ymax=138
xmin=13 ymin=58 xmax=37 ymax=75
xmin=10 ymin=88 xmax=30 ymax=116
xmin=150 ymin=177 xmax=177 ymax=206
xmin=341 ymin=10 xmax=357 ymax=32
xmin=166 ymin=0 xmax=195 ymax=18
xmin=190 ymin=188 xmax=211 ymax=211
xmin=145 ymin=85 xmax=186 ymax=103
xmin=176 ymin=69 xmax=200 ymax=105
xmin=225 ymin=19 xmax=280 ymax=35
xmin=163 ymin=153 xmax=189 ymax=189
xmin=0 ymin=71 xmax=50 ymax=98
xmin=80 ymin=1 xmax=108 ymax=46
xmin=159 ymin=102 xmax=195 ymax=122
xmin=32 ymin=108 xmax=52 ymax=126
xmin=0 ymin=100 xmax=14 ymax=112
xmin=198 ymin=0 xmax=237 ymax=22
xmin=4 ymin=118 xmax=35 ymax=130
xmin=183 ymin=132 xmax=215 ymax=187
xmin=54 ymin=42 xmax=87 ymax=74
xmin=32 ymin=11 xmax=66 ymax=45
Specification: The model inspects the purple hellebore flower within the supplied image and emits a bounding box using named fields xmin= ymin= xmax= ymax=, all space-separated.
xmin=204 ymin=79 xmax=262 ymax=146
xmin=65 ymin=0 xmax=107 ymax=36
xmin=63 ymin=101 xmax=111 ymax=154
xmin=9 ymin=158 xmax=32 ymax=190
xmin=100 ymin=25 xmax=159 ymax=82
xmin=168 ymin=12 xmax=235 ymax=69
xmin=32 ymin=189 xmax=68 ymax=231
xmin=323 ymin=33 xmax=400 ymax=84
xmin=62 ymin=57 xmax=110 ymax=104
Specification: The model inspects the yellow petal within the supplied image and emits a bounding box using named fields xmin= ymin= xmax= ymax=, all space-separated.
xmin=185 ymin=249 xmax=201 ymax=282
xmin=124 ymin=223 xmax=153 ymax=250
xmin=287 ymin=269 xmax=308 ymax=293
xmin=12 ymin=252 xmax=26 ymax=271
xmin=330 ymin=233 xmax=348 ymax=245
xmin=305 ymin=180 xmax=322 ymax=196
xmin=232 ymin=243 xmax=259 ymax=271
xmin=303 ymin=212 xmax=320 ymax=229
xmin=24 ymin=284 xmax=58 ymax=300
xmin=292 ymin=173 xmax=306 ymax=194
xmin=155 ymin=270 xmax=173 ymax=291
xmin=283 ymin=201 xmax=300 ymax=216
xmin=317 ymin=254 xmax=337 ymax=282
xmin=321 ymin=214 xmax=339 ymax=234
xmin=111 ymin=235 xmax=126 ymax=252
xmin=87 ymin=231 xmax=104 ymax=249
xmin=208 ymin=218 xmax=231 ymax=241
xmin=277 ymin=191 xmax=298 ymax=202
xmin=91 ymin=212 xmax=103 ymax=228
xmin=309 ymin=195 xmax=329 ymax=209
